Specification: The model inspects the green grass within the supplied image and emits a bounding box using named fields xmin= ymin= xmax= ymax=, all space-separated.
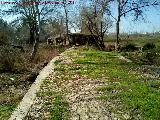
xmin=54 ymin=59 xmax=63 ymax=65
xmin=51 ymin=94 xmax=69 ymax=120
xmin=34 ymin=46 xmax=160 ymax=119
xmin=36 ymin=87 xmax=69 ymax=120
xmin=66 ymin=47 xmax=160 ymax=120
xmin=37 ymin=91 xmax=55 ymax=97
xmin=34 ymin=65 xmax=71 ymax=120
xmin=0 ymin=104 xmax=16 ymax=120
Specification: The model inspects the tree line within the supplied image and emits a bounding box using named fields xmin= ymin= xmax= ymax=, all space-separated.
xmin=0 ymin=0 xmax=159 ymax=60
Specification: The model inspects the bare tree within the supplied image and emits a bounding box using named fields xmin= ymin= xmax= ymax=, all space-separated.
xmin=30 ymin=0 xmax=40 ymax=60
xmin=80 ymin=0 xmax=112 ymax=50
xmin=1 ymin=0 xmax=58 ymax=60
xmin=48 ymin=17 xmax=65 ymax=36
xmin=107 ymin=0 xmax=159 ymax=50
xmin=62 ymin=0 xmax=69 ymax=45
xmin=61 ymin=0 xmax=74 ymax=45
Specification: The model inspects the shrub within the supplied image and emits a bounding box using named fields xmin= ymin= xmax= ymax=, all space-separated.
xmin=141 ymin=50 xmax=160 ymax=65
xmin=120 ymin=43 xmax=138 ymax=52
xmin=0 ymin=46 xmax=28 ymax=73
xmin=122 ymin=45 xmax=160 ymax=65
xmin=142 ymin=52 xmax=157 ymax=64
xmin=142 ymin=43 xmax=156 ymax=51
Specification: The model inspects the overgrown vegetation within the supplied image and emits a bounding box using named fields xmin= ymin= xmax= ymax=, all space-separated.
xmin=105 ymin=34 xmax=160 ymax=66
xmin=0 ymin=44 xmax=68 ymax=119
xmin=120 ymin=43 xmax=138 ymax=52
xmin=122 ymin=46 xmax=160 ymax=66
xmin=0 ymin=46 xmax=28 ymax=73
xmin=142 ymin=43 xmax=156 ymax=51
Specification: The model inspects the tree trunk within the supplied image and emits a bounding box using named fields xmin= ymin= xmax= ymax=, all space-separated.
xmin=116 ymin=18 xmax=120 ymax=50
xmin=115 ymin=1 xmax=121 ymax=51
xmin=100 ymin=21 xmax=105 ymax=50
xmin=30 ymin=21 xmax=39 ymax=61
xmin=28 ymin=28 xmax=35 ymax=45
xmin=30 ymin=35 xmax=39 ymax=61
xmin=64 ymin=2 xmax=69 ymax=45
xmin=30 ymin=3 xmax=40 ymax=61
xmin=92 ymin=35 xmax=104 ymax=51
xmin=100 ymin=36 xmax=105 ymax=50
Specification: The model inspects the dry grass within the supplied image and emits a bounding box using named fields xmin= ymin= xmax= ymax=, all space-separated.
xmin=0 ymin=43 xmax=68 ymax=119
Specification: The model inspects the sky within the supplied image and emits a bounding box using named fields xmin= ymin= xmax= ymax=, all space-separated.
xmin=118 ymin=7 xmax=160 ymax=34
xmin=1 ymin=0 xmax=160 ymax=34
xmin=108 ymin=1 xmax=160 ymax=34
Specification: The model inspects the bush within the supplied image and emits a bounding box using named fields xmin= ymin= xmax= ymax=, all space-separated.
xmin=124 ymin=49 xmax=160 ymax=66
xmin=142 ymin=43 xmax=156 ymax=51
xmin=0 ymin=46 xmax=28 ymax=73
xmin=120 ymin=43 xmax=138 ymax=52
xmin=142 ymin=52 xmax=157 ymax=64
xmin=141 ymin=50 xmax=160 ymax=65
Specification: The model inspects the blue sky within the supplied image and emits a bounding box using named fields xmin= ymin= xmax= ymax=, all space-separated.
xmin=1 ymin=0 xmax=160 ymax=33
xmin=108 ymin=1 xmax=160 ymax=33
xmin=118 ymin=7 xmax=160 ymax=33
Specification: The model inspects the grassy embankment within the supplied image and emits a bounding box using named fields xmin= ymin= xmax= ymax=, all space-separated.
xmin=37 ymin=46 xmax=160 ymax=119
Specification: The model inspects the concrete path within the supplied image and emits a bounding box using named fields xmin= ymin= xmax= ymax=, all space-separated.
xmin=8 ymin=54 xmax=62 ymax=120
